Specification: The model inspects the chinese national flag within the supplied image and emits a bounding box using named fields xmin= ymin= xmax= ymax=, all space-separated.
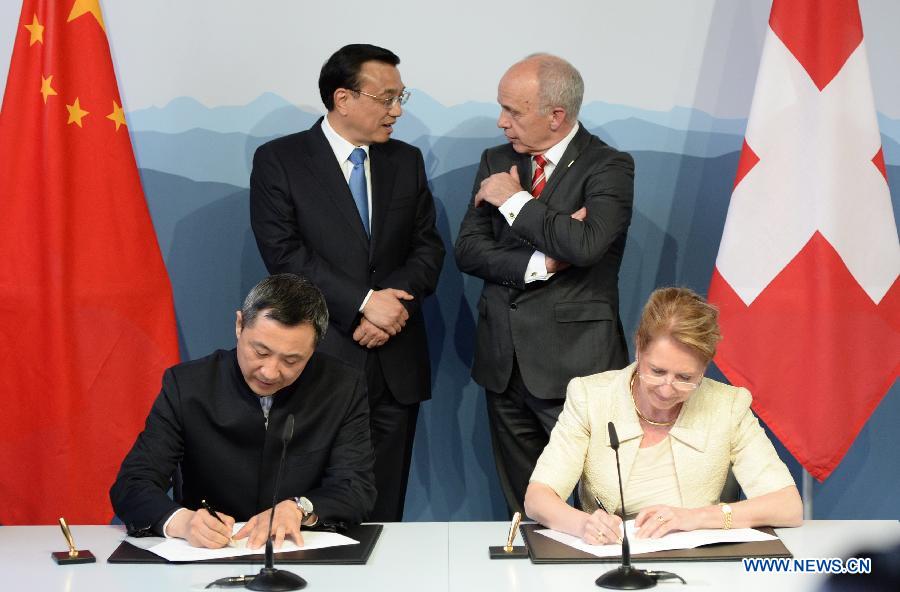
xmin=709 ymin=0 xmax=899 ymax=481
xmin=0 ymin=1 xmax=179 ymax=523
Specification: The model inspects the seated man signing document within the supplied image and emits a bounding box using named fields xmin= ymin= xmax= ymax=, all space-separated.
xmin=525 ymin=287 xmax=802 ymax=543
xmin=110 ymin=274 xmax=375 ymax=548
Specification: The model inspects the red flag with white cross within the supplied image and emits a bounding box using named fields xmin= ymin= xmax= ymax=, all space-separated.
xmin=0 ymin=0 xmax=179 ymax=523
xmin=708 ymin=0 xmax=899 ymax=481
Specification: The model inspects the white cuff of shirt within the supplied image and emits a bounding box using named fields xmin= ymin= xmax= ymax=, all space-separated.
xmin=525 ymin=252 xmax=555 ymax=283
xmin=359 ymin=289 xmax=374 ymax=312
xmin=162 ymin=507 xmax=188 ymax=538
xmin=498 ymin=191 xmax=532 ymax=226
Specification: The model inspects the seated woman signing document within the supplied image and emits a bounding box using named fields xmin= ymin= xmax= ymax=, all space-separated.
xmin=524 ymin=287 xmax=802 ymax=544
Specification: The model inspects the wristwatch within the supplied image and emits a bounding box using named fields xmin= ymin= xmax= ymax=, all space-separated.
xmin=718 ymin=503 xmax=733 ymax=530
xmin=294 ymin=496 xmax=317 ymax=527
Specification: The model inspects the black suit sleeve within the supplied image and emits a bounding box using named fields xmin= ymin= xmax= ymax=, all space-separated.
xmin=377 ymin=149 xmax=445 ymax=316
xmin=250 ymin=143 xmax=370 ymax=334
xmin=510 ymin=151 xmax=634 ymax=267
xmin=454 ymin=150 xmax=534 ymax=289
xmin=304 ymin=372 xmax=376 ymax=523
xmin=109 ymin=369 xmax=184 ymax=536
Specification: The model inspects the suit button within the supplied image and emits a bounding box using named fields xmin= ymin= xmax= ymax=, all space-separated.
xmin=369 ymin=267 xmax=375 ymax=275
xmin=510 ymin=303 xmax=517 ymax=310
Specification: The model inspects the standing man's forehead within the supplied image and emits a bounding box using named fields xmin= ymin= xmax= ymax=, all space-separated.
xmin=359 ymin=62 xmax=402 ymax=87
xmin=505 ymin=58 xmax=540 ymax=81
xmin=499 ymin=68 xmax=539 ymax=97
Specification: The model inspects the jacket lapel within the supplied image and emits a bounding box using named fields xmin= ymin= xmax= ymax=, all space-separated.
xmin=667 ymin=382 xmax=712 ymax=506
xmin=515 ymin=152 xmax=531 ymax=191
xmin=539 ymin=123 xmax=590 ymax=208
xmin=368 ymin=144 xmax=397 ymax=260
xmin=609 ymin=367 xmax=644 ymax=492
xmin=306 ymin=120 xmax=369 ymax=250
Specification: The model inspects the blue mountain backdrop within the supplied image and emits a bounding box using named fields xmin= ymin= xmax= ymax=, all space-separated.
xmin=130 ymin=91 xmax=900 ymax=522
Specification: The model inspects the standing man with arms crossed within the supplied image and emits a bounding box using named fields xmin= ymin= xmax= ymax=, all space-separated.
xmin=251 ymin=44 xmax=445 ymax=522
xmin=455 ymin=54 xmax=634 ymax=515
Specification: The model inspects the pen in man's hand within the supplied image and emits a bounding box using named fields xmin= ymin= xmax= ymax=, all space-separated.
xmin=201 ymin=499 xmax=233 ymax=545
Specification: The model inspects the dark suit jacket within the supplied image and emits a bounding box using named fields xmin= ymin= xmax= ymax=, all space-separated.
xmin=250 ymin=119 xmax=445 ymax=404
xmin=109 ymin=349 xmax=375 ymax=535
xmin=455 ymin=125 xmax=633 ymax=399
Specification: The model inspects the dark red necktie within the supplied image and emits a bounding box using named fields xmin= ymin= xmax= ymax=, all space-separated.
xmin=531 ymin=154 xmax=547 ymax=198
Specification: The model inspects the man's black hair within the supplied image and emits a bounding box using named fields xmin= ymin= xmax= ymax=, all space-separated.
xmin=241 ymin=273 xmax=328 ymax=343
xmin=319 ymin=44 xmax=400 ymax=111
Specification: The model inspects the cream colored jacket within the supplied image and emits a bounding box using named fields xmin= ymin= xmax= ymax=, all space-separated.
xmin=531 ymin=363 xmax=796 ymax=512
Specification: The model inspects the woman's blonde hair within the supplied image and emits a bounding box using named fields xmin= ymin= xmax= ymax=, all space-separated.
xmin=634 ymin=287 xmax=722 ymax=365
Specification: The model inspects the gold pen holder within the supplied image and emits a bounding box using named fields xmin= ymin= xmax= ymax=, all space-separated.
xmin=489 ymin=512 xmax=528 ymax=559
xmin=488 ymin=544 xmax=528 ymax=559
xmin=51 ymin=549 xmax=96 ymax=565
xmin=52 ymin=517 xmax=96 ymax=565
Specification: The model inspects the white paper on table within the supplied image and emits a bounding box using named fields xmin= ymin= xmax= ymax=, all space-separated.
xmin=537 ymin=519 xmax=776 ymax=558
xmin=130 ymin=522 xmax=359 ymax=562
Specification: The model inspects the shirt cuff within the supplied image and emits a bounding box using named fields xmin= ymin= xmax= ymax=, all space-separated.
xmin=358 ymin=289 xmax=374 ymax=312
xmin=162 ymin=507 xmax=188 ymax=539
xmin=498 ymin=191 xmax=532 ymax=226
xmin=525 ymin=252 xmax=555 ymax=283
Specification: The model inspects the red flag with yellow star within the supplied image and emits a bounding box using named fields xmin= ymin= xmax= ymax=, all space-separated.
xmin=0 ymin=1 xmax=179 ymax=524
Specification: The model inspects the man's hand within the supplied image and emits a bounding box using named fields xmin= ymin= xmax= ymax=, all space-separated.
xmin=233 ymin=499 xmax=304 ymax=550
xmin=362 ymin=288 xmax=413 ymax=335
xmin=474 ymin=165 xmax=523 ymax=208
xmin=543 ymin=208 xmax=586 ymax=274
xmin=544 ymin=256 xmax=571 ymax=273
xmin=166 ymin=508 xmax=235 ymax=549
xmin=353 ymin=317 xmax=390 ymax=348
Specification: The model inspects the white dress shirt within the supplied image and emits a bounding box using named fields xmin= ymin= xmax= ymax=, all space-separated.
xmin=321 ymin=114 xmax=374 ymax=311
xmin=497 ymin=123 xmax=580 ymax=283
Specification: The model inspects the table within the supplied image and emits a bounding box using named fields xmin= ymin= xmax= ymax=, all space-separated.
xmin=451 ymin=521 xmax=900 ymax=591
xmin=2 ymin=521 xmax=897 ymax=591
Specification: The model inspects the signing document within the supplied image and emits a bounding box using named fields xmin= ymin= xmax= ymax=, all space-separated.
xmin=126 ymin=523 xmax=359 ymax=562
xmin=538 ymin=520 xmax=776 ymax=558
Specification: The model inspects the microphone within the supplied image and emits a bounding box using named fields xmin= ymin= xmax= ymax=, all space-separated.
xmin=246 ymin=414 xmax=307 ymax=591
xmin=595 ymin=421 xmax=657 ymax=589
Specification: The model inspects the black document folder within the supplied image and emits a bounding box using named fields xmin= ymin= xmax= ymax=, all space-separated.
xmin=107 ymin=523 xmax=382 ymax=565
xmin=520 ymin=523 xmax=792 ymax=563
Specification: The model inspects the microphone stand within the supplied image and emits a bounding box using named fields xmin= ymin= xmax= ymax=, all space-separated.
xmin=246 ymin=414 xmax=307 ymax=591
xmin=595 ymin=422 xmax=657 ymax=590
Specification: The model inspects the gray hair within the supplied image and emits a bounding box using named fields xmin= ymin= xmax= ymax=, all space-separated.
xmin=241 ymin=273 xmax=329 ymax=343
xmin=525 ymin=53 xmax=584 ymax=123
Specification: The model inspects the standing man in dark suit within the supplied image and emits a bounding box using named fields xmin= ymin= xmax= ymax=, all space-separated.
xmin=250 ymin=45 xmax=444 ymax=522
xmin=455 ymin=54 xmax=634 ymax=514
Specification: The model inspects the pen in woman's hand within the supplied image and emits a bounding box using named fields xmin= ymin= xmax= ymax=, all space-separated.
xmin=594 ymin=495 xmax=623 ymax=543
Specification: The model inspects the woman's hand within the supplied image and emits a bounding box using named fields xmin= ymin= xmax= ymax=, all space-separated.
xmin=633 ymin=504 xmax=702 ymax=539
xmin=580 ymin=509 xmax=623 ymax=545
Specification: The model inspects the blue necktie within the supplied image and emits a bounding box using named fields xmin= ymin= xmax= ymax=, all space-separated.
xmin=348 ymin=148 xmax=370 ymax=236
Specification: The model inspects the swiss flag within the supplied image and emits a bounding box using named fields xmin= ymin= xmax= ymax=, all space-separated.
xmin=0 ymin=1 xmax=179 ymax=523
xmin=709 ymin=0 xmax=899 ymax=481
